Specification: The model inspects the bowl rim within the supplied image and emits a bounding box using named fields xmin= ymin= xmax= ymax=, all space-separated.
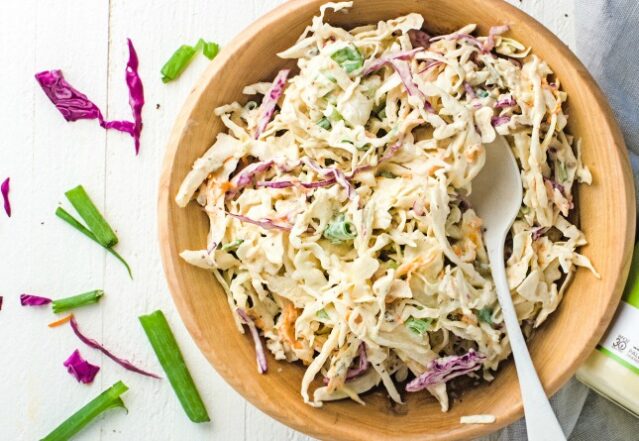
xmin=158 ymin=0 xmax=636 ymax=439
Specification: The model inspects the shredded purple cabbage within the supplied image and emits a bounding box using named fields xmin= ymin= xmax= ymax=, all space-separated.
xmin=64 ymin=349 xmax=100 ymax=384
xmin=20 ymin=294 xmax=52 ymax=306
xmin=491 ymin=115 xmax=511 ymax=127
xmin=255 ymin=69 xmax=290 ymax=139
xmin=35 ymin=39 xmax=144 ymax=154
xmin=362 ymin=48 xmax=423 ymax=76
xmin=405 ymin=349 xmax=486 ymax=392
xmin=303 ymin=158 xmax=356 ymax=201
xmin=69 ymin=316 xmax=160 ymax=379
xmin=226 ymin=212 xmax=292 ymax=231
xmin=408 ymin=29 xmax=431 ymax=49
xmin=257 ymin=180 xmax=296 ymax=189
xmin=236 ymin=308 xmax=268 ymax=374
xmin=228 ymin=160 xmax=275 ymax=197
xmin=323 ymin=342 xmax=369 ymax=385
xmin=532 ymin=226 xmax=549 ymax=241
xmin=483 ymin=25 xmax=510 ymax=53
xmin=495 ymin=96 xmax=517 ymax=109
xmin=1 ymin=177 xmax=10 ymax=217
xmin=124 ymin=39 xmax=144 ymax=154
xmin=464 ymin=82 xmax=477 ymax=99
xmin=380 ymin=141 xmax=403 ymax=163
xmin=418 ymin=60 xmax=443 ymax=74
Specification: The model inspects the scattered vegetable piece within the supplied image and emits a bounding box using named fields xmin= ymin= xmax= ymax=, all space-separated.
xmin=405 ymin=317 xmax=432 ymax=335
xmin=48 ymin=314 xmax=74 ymax=328
xmin=1 ymin=177 xmax=11 ymax=217
xmin=139 ymin=310 xmax=210 ymax=423
xmin=56 ymin=186 xmax=132 ymax=278
xmin=124 ymin=39 xmax=144 ymax=154
xmin=220 ymin=239 xmax=243 ymax=252
xmin=317 ymin=117 xmax=331 ymax=130
xmin=254 ymin=69 xmax=290 ymax=139
xmin=491 ymin=115 xmax=511 ymax=127
xmin=323 ymin=214 xmax=357 ymax=243
xmin=405 ymin=349 xmax=486 ymax=392
xmin=345 ymin=343 xmax=369 ymax=380
xmin=316 ymin=309 xmax=329 ymax=320
xmin=20 ymin=294 xmax=52 ymax=307
xmin=35 ymin=39 xmax=143 ymax=154
xmin=330 ymin=46 xmax=364 ymax=73
xmin=69 ymin=316 xmax=160 ymax=379
xmin=0 ymin=296 xmax=3 ymax=311
xmin=477 ymin=307 xmax=493 ymax=325
xmin=40 ymin=381 xmax=128 ymax=441
xmin=63 ymin=349 xmax=100 ymax=384
xmin=236 ymin=308 xmax=268 ymax=374
xmin=52 ymin=290 xmax=104 ymax=314
xmin=161 ymin=38 xmax=220 ymax=83
xmin=65 ymin=186 xmax=118 ymax=248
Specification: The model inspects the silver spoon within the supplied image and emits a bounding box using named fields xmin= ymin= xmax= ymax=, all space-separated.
xmin=470 ymin=136 xmax=566 ymax=441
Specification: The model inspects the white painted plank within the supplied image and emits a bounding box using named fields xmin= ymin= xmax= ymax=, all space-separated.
xmin=0 ymin=1 xmax=110 ymax=441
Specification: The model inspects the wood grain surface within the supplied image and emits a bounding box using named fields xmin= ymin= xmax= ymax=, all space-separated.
xmin=1 ymin=0 xmax=629 ymax=440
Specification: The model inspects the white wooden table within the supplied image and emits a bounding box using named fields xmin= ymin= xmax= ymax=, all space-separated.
xmin=0 ymin=1 xmax=575 ymax=439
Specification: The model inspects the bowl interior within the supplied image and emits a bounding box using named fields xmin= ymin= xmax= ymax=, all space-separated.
xmin=158 ymin=1 xmax=635 ymax=440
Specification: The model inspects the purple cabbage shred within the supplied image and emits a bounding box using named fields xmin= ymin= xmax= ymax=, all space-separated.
xmin=20 ymin=294 xmax=52 ymax=307
xmin=255 ymin=69 xmax=290 ymax=139
xmin=69 ymin=316 xmax=160 ymax=379
xmin=34 ymin=39 xmax=144 ymax=154
xmin=1 ymin=177 xmax=10 ymax=217
xmin=405 ymin=349 xmax=486 ymax=392
xmin=63 ymin=349 xmax=100 ymax=384
xmin=236 ymin=308 xmax=268 ymax=374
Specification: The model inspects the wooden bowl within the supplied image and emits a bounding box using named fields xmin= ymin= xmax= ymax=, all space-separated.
xmin=158 ymin=1 xmax=636 ymax=439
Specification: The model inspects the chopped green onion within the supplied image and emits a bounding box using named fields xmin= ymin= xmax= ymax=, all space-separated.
xmin=356 ymin=143 xmax=371 ymax=151
xmin=330 ymin=46 xmax=364 ymax=73
xmin=195 ymin=38 xmax=220 ymax=60
xmin=478 ymin=89 xmax=489 ymax=98
xmin=405 ymin=317 xmax=432 ymax=335
xmin=161 ymin=39 xmax=220 ymax=83
xmin=329 ymin=108 xmax=344 ymax=122
xmin=379 ymin=171 xmax=396 ymax=178
xmin=139 ymin=310 xmax=210 ymax=423
xmin=65 ymin=185 xmax=118 ymax=248
xmin=317 ymin=117 xmax=331 ymax=130
xmin=477 ymin=307 xmax=493 ymax=325
xmin=52 ymin=290 xmax=104 ymax=314
xmin=56 ymin=202 xmax=132 ymax=279
xmin=245 ymin=101 xmax=258 ymax=111
xmin=556 ymin=162 xmax=568 ymax=182
xmin=387 ymin=261 xmax=399 ymax=270
xmin=316 ymin=309 xmax=329 ymax=320
xmin=323 ymin=214 xmax=357 ymax=244
xmin=221 ymin=239 xmax=243 ymax=252
xmin=40 ymin=381 xmax=129 ymax=441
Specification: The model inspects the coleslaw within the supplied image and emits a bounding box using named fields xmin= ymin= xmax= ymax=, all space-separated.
xmin=176 ymin=2 xmax=597 ymax=410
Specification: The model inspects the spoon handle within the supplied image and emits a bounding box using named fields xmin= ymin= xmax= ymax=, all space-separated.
xmin=488 ymin=242 xmax=566 ymax=441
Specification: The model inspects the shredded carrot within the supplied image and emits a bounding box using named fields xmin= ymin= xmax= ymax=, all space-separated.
xmin=280 ymin=303 xmax=302 ymax=349
xmin=48 ymin=314 xmax=73 ymax=328
xmin=219 ymin=181 xmax=235 ymax=192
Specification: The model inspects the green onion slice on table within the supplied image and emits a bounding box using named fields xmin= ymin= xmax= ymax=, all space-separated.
xmin=139 ymin=310 xmax=210 ymax=423
xmin=40 ymin=381 xmax=129 ymax=441
xmin=55 ymin=185 xmax=132 ymax=278
xmin=161 ymin=38 xmax=220 ymax=83
xmin=52 ymin=290 xmax=104 ymax=314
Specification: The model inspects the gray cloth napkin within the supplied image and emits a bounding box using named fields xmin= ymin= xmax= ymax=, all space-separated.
xmin=480 ymin=1 xmax=639 ymax=439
